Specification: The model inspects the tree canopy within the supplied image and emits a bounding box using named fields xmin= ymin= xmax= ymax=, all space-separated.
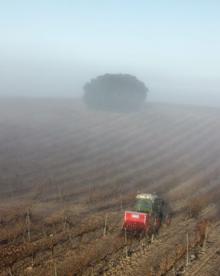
xmin=83 ymin=74 xmax=148 ymax=111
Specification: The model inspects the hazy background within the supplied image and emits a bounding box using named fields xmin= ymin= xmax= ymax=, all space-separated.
xmin=0 ymin=0 xmax=220 ymax=106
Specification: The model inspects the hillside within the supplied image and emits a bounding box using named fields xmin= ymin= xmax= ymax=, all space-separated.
xmin=0 ymin=98 xmax=220 ymax=275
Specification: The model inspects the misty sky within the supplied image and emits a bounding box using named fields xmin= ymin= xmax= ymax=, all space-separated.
xmin=0 ymin=1 xmax=220 ymax=106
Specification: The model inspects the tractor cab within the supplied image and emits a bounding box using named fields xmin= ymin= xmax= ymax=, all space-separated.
xmin=134 ymin=193 xmax=156 ymax=213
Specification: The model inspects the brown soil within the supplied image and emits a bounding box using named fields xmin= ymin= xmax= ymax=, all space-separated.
xmin=0 ymin=99 xmax=220 ymax=275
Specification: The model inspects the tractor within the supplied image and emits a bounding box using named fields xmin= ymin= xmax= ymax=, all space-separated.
xmin=122 ymin=193 xmax=170 ymax=237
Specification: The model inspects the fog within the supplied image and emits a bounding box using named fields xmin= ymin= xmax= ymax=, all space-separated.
xmin=1 ymin=59 xmax=220 ymax=107
xmin=1 ymin=3 xmax=220 ymax=273
xmin=1 ymin=1 xmax=220 ymax=107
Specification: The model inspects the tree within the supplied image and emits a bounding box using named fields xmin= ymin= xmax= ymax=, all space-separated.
xmin=83 ymin=74 xmax=148 ymax=111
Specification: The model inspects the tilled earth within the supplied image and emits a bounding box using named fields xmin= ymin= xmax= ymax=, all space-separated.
xmin=0 ymin=99 xmax=220 ymax=275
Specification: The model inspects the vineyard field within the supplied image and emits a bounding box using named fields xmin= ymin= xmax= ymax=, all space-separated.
xmin=0 ymin=98 xmax=220 ymax=275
